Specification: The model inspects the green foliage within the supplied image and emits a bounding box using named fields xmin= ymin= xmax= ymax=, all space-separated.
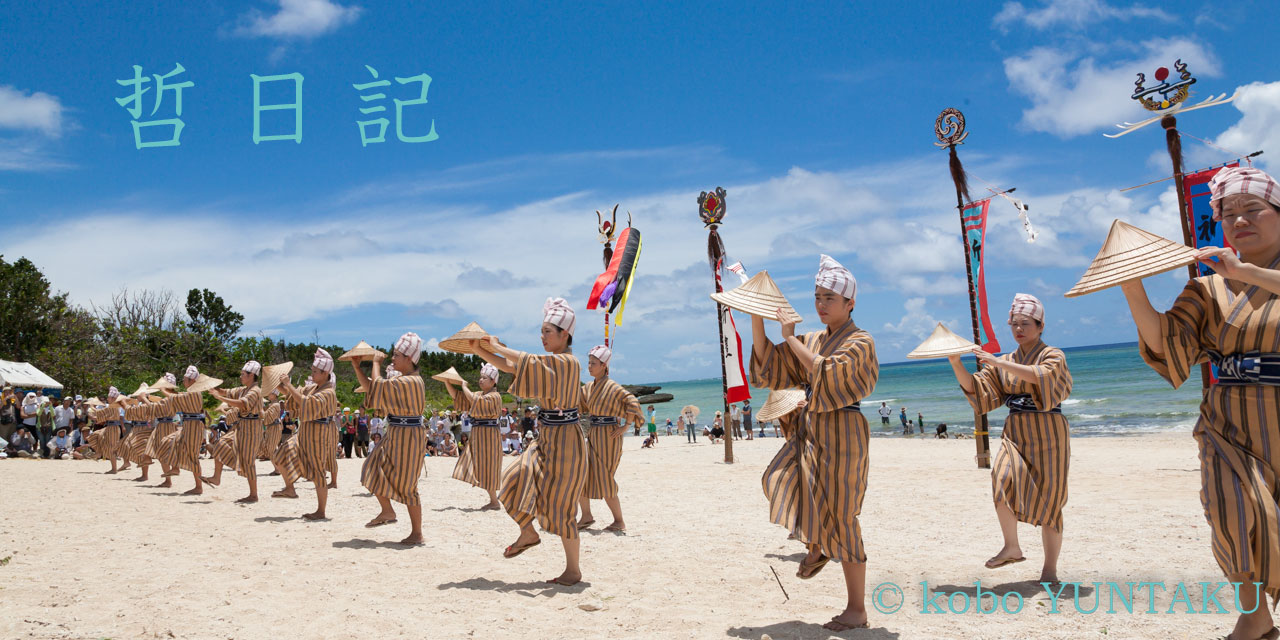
xmin=0 ymin=255 xmax=71 ymax=363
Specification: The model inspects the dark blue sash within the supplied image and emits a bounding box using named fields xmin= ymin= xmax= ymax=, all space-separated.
xmin=1209 ymin=351 xmax=1280 ymax=386
xmin=1005 ymin=394 xmax=1061 ymax=414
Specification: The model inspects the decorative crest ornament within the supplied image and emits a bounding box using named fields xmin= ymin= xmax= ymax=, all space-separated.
xmin=698 ymin=187 xmax=727 ymax=227
xmin=1132 ymin=59 xmax=1196 ymax=111
xmin=934 ymin=108 xmax=969 ymax=148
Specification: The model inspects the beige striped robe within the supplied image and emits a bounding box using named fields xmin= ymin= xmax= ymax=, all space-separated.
xmin=963 ymin=340 xmax=1073 ymax=533
xmin=94 ymin=405 xmax=123 ymax=461
xmin=259 ymin=402 xmax=284 ymax=459
xmin=360 ymin=375 xmax=427 ymax=506
xmin=226 ymin=385 xmax=264 ymax=478
xmin=751 ymin=320 xmax=878 ymax=564
xmin=278 ymin=383 xmax=339 ymax=484
xmin=122 ymin=402 xmax=155 ymax=466
xmin=159 ymin=391 xmax=206 ymax=474
xmin=146 ymin=398 xmax=178 ymax=461
xmin=499 ymin=352 xmax=587 ymax=540
xmin=579 ymin=377 xmax=643 ymax=500
xmin=761 ymin=410 xmax=813 ymax=540
xmin=449 ymin=385 xmax=504 ymax=492
xmin=1141 ymin=267 xmax=1280 ymax=601
xmin=210 ymin=406 xmax=240 ymax=470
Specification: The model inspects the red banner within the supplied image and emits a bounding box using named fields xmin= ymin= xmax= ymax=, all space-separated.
xmin=962 ymin=198 xmax=1000 ymax=353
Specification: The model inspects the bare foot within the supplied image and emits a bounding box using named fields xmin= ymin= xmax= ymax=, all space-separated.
xmin=271 ymin=489 xmax=298 ymax=498
xmin=181 ymin=487 xmax=203 ymax=496
xmin=546 ymin=571 xmax=582 ymax=586
xmin=133 ymin=475 xmax=147 ymax=482
xmin=156 ymin=480 xmax=173 ymax=488
xmin=327 ymin=482 xmax=337 ymax=489
xmin=302 ymin=511 xmax=325 ymax=520
xmin=985 ymin=546 xmax=1025 ymax=569
xmin=365 ymin=514 xmax=398 ymax=528
xmin=1230 ymin=617 xmax=1277 ymax=640
xmin=105 ymin=470 xmax=117 ymax=475
xmin=604 ymin=521 xmax=626 ymax=533
xmin=481 ymin=502 xmax=501 ymax=511
xmin=235 ymin=496 xmax=258 ymax=504
xmin=399 ymin=533 xmax=424 ymax=545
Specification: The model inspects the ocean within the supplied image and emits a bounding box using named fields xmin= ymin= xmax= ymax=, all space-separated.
xmin=636 ymin=342 xmax=1203 ymax=437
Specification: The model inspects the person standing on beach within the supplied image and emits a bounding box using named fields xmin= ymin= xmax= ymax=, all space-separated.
xmin=156 ymin=367 xmax=213 ymax=496
xmin=473 ymin=297 xmax=588 ymax=587
xmin=750 ymin=254 xmax=878 ymax=632
xmin=352 ymin=333 xmax=428 ymax=545
xmin=916 ymin=411 xmax=924 ymax=435
xmin=730 ymin=403 xmax=742 ymax=439
xmin=947 ymin=294 xmax=1071 ymax=584
xmin=876 ymin=402 xmax=890 ymax=428
xmin=577 ymin=345 xmax=644 ymax=533
xmin=444 ymin=363 xmax=505 ymax=511
xmin=274 ymin=350 xmax=340 ymax=519
xmin=743 ymin=399 xmax=753 ymax=440
xmin=206 ymin=361 xmax=265 ymax=503
xmin=1122 ymin=166 xmax=1280 ymax=640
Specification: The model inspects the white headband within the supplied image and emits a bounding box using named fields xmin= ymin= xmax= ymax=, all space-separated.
xmin=589 ymin=345 xmax=612 ymax=366
xmin=184 ymin=365 xmax=199 ymax=381
xmin=480 ymin=363 xmax=499 ymax=382
xmin=543 ymin=297 xmax=577 ymax=336
xmin=107 ymin=386 xmax=119 ymax=400
xmin=1010 ymin=293 xmax=1044 ymax=323
xmin=163 ymin=372 xmax=177 ymax=386
xmin=313 ymin=348 xmax=334 ymax=374
xmin=815 ymin=254 xmax=856 ymax=300
xmin=395 ymin=332 xmax=423 ymax=364
xmin=242 ymin=360 xmax=262 ymax=376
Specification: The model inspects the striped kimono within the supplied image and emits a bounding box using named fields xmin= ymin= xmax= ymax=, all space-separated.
xmin=361 ymin=375 xmax=427 ymax=506
xmin=449 ymin=385 xmax=504 ymax=491
xmin=94 ymin=405 xmax=124 ymax=461
xmin=122 ymin=402 xmax=156 ymax=466
xmin=159 ymin=391 xmax=205 ymax=474
xmin=498 ymin=352 xmax=587 ymax=540
xmin=750 ymin=320 xmax=878 ymax=564
xmin=963 ymin=341 xmax=1073 ymax=533
xmin=761 ymin=409 xmax=814 ymax=539
xmin=277 ymin=383 xmax=339 ymax=485
xmin=579 ymin=377 xmax=643 ymax=500
xmin=259 ymin=402 xmax=284 ymax=459
xmin=226 ymin=385 xmax=264 ymax=478
xmin=210 ymin=407 xmax=240 ymax=471
xmin=147 ymin=397 xmax=179 ymax=461
xmin=1141 ymin=267 xmax=1280 ymax=601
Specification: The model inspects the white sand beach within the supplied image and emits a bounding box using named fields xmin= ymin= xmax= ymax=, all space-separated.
xmin=0 ymin=431 xmax=1241 ymax=640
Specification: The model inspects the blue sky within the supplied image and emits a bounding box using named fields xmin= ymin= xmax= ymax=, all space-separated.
xmin=1 ymin=0 xmax=1277 ymax=382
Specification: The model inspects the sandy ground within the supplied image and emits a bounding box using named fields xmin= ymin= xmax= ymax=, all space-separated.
xmin=0 ymin=431 xmax=1253 ymax=640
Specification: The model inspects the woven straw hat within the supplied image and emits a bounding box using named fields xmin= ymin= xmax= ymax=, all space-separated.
xmin=710 ymin=271 xmax=803 ymax=323
xmin=186 ymin=374 xmax=223 ymax=394
xmin=431 ymin=367 xmax=466 ymax=385
xmin=338 ymin=341 xmax=385 ymax=362
xmin=906 ymin=323 xmax=980 ymax=359
xmin=1065 ymin=220 xmax=1198 ymax=298
xmin=260 ymin=362 xmax=294 ymax=397
xmin=148 ymin=375 xmax=176 ymax=392
xmin=756 ymin=388 xmax=806 ymax=423
xmin=129 ymin=382 xmax=154 ymax=398
xmin=440 ymin=322 xmax=489 ymax=355
xmin=85 ymin=397 xmax=104 ymax=407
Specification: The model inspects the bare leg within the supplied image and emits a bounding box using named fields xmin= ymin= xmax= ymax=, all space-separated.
xmin=1039 ymin=526 xmax=1062 ymax=582
xmin=203 ymin=461 xmax=223 ymax=486
xmin=400 ymin=504 xmax=423 ymax=545
xmin=136 ymin=463 xmax=150 ymax=482
xmin=604 ymin=496 xmax=625 ymax=531
xmin=549 ymin=536 xmax=582 ymax=585
xmin=182 ymin=468 xmax=203 ymax=495
xmin=577 ymin=496 xmax=594 ymax=527
xmin=823 ymin=562 xmax=868 ymax=630
xmin=987 ymin=500 xmax=1022 ymax=566
xmin=366 ymin=495 xmax=397 ymax=526
xmin=484 ymin=489 xmax=500 ymax=509
xmin=328 ymin=462 xmax=338 ymax=489
xmin=1229 ymin=573 xmax=1275 ymax=640
xmin=238 ymin=464 xmax=259 ymax=503
xmin=303 ymin=475 xmax=327 ymax=519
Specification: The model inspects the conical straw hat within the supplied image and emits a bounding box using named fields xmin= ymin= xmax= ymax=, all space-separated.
xmin=431 ymin=367 xmax=466 ymax=385
xmin=709 ymin=271 xmax=803 ymax=323
xmin=338 ymin=340 xmax=385 ymax=362
xmin=260 ymin=362 xmax=294 ymax=397
xmin=129 ymin=382 xmax=153 ymax=397
xmin=186 ymin=374 xmax=223 ymax=394
xmin=86 ymin=397 xmax=103 ymax=407
xmin=907 ymin=323 xmax=980 ymax=359
xmin=440 ymin=322 xmax=489 ymax=354
xmin=1064 ymin=220 xmax=1198 ymax=298
xmin=148 ymin=375 xmax=176 ymax=392
xmin=755 ymin=388 xmax=806 ymax=423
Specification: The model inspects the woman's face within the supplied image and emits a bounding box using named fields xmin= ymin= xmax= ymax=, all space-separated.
xmin=814 ymin=287 xmax=854 ymax=324
xmin=1220 ymin=194 xmax=1280 ymax=260
xmin=240 ymin=370 xmax=255 ymax=386
xmin=478 ymin=376 xmax=496 ymax=392
xmin=392 ymin=351 xmax=415 ymax=373
xmin=541 ymin=323 xmax=569 ymax=353
xmin=587 ymin=355 xmax=607 ymax=378
xmin=311 ymin=369 xmax=328 ymax=385
xmin=1009 ymin=313 xmax=1042 ymax=347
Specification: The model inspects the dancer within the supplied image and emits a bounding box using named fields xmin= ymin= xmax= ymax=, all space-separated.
xmin=750 ymin=254 xmax=878 ymax=632
xmin=207 ymin=361 xmax=265 ymax=503
xmin=157 ymin=366 xmax=214 ymax=496
xmin=474 ymin=297 xmax=588 ymax=586
xmin=445 ymin=363 xmax=505 ymax=510
xmin=146 ymin=373 xmax=181 ymax=488
xmin=353 ymin=332 xmax=428 ymax=545
xmin=759 ymin=390 xmax=809 ymax=541
xmin=94 ymin=388 xmax=125 ymax=474
xmin=577 ymin=344 xmax=643 ymax=533
xmin=1122 ymin=166 xmax=1280 ymax=640
xmin=120 ymin=391 xmax=157 ymax=482
xmin=259 ymin=391 xmax=284 ymax=461
xmin=947 ymin=294 xmax=1072 ymax=582
xmin=275 ymin=350 xmax=339 ymax=519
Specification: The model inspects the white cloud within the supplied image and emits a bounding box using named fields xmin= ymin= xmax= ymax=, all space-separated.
xmin=0 ymin=86 xmax=64 ymax=137
xmin=994 ymin=0 xmax=1173 ymax=31
xmin=1211 ymin=81 xmax=1280 ymax=173
xmin=1003 ymin=37 xmax=1219 ymax=137
xmin=879 ymin=298 xmax=958 ymax=352
xmin=233 ymin=0 xmax=362 ymax=39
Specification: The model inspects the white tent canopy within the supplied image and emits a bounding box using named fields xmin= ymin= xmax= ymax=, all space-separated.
xmin=0 ymin=359 xmax=63 ymax=391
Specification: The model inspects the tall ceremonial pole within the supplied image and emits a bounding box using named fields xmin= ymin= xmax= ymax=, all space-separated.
xmin=700 ymin=187 xmax=734 ymax=464
xmin=935 ymin=108 xmax=991 ymax=469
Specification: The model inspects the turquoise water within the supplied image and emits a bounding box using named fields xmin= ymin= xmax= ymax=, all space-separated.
xmin=634 ymin=342 xmax=1203 ymax=438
